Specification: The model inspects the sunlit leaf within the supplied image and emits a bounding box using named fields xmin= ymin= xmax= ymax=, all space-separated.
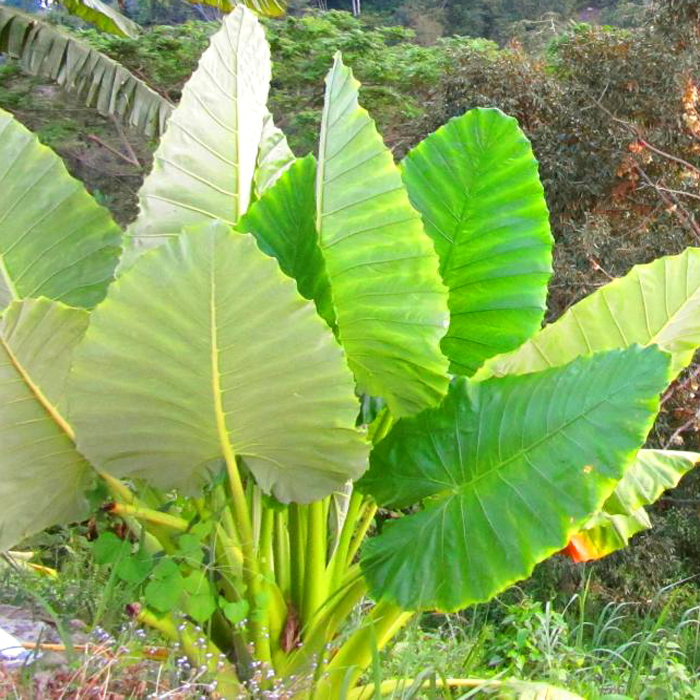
xmin=62 ymin=0 xmax=140 ymax=38
xmin=316 ymin=53 xmax=449 ymax=417
xmin=126 ymin=6 xmax=270 ymax=252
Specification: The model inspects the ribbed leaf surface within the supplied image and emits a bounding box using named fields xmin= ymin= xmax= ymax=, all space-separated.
xmin=68 ymin=222 xmax=368 ymax=503
xmin=566 ymin=449 xmax=699 ymax=562
xmin=359 ymin=346 xmax=670 ymax=611
xmin=62 ymin=0 xmax=140 ymax=38
xmin=478 ymin=248 xmax=700 ymax=380
xmin=238 ymin=155 xmax=335 ymax=327
xmin=316 ymin=53 xmax=449 ymax=417
xmin=0 ymin=8 xmax=172 ymax=135
xmin=401 ymin=108 xmax=552 ymax=376
xmin=0 ymin=299 xmax=93 ymax=552
xmin=126 ymin=6 xmax=270 ymax=252
xmin=0 ymin=108 xmax=121 ymax=312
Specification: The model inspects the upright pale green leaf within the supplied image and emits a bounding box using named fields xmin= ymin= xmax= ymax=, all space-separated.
xmin=238 ymin=155 xmax=335 ymax=327
xmin=68 ymin=222 xmax=368 ymax=503
xmin=316 ymin=53 xmax=449 ymax=417
xmin=126 ymin=6 xmax=270 ymax=253
xmin=566 ymin=449 xmax=699 ymax=562
xmin=0 ymin=108 xmax=121 ymax=312
xmin=401 ymin=108 xmax=553 ymax=376
xmin=0 ymin=299 xmax=93 ymax=552
xmin=62 ymin=0 xmax=140 ymax=38
xmin=359 ymin=346 xmax=670 ymax=611
xmin=478 ymin=248 xmax=700 ymax=380
xmin=0 ymin=8 xmax=172 ymax=135
xmin=254 ymin=111 xmax=295 ymax=197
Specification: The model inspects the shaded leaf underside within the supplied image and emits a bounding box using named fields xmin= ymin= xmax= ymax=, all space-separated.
xmin=0 ymin=299 xmax=92 ymax=552
xmin=0 ymin=108 xmax=122 ymax=313
xmin=69 ymin=223 xmax=368 ymax=503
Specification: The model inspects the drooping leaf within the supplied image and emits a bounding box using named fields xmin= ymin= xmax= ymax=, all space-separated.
xmin=316 ymin=53 xmax=449 ymax=417
xmin=0 ymin=8 xmax=172 ymax=135
xmin=238 ymin=155 xmax=335 ymax=327
xmin=478 ymin=248 xmax=700 ymax=380
xmin=254 ymin=111 xmax=295 ymax=197
xmin=0 ymin=299 xmax=94 ymax=552
xmin=359 ymin=346 xmax=671 ymax=611
xmin=126 ymin=6 xmax=270 ymax=253
xmin=68 ymin=222 xmax=368 ymax=503
xmin=0 ymin=108 xmax=122 ymax=312
xmin=62 ymin=0 xmax=140 ymax=39
xmin=242 ymin=0 xmax=286 ymax=16
xmin=564 ymin=449 xmax=699 ymax=562
xmin=182 ymin=0 xmax=287 ymax=16
xmin=401 ymin=108 xmax=553 ymax=376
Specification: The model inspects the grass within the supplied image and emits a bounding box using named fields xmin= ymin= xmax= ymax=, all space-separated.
xmin=3 ymin=529 xmax=700 ymax=698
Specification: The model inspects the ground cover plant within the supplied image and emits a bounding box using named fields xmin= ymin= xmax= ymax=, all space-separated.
xmin=3 ymin=5 xmax=700 ymax=698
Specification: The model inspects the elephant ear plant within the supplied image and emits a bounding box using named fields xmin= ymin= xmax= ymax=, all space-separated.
xmin=2 ymin=6 xmax=700 ymax=698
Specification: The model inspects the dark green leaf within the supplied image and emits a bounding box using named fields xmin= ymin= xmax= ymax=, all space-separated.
xmin=401 ymin=108 xmax=553 ymax=376
xmin=359 ymin=346 xmax=670 ymax=611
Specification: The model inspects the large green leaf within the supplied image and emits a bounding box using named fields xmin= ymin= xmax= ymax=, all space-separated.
xmin=565 ymin=449 xmax=699 ymax=562
xmin=68 ymin=222 xmax=368 ymax=503
xmin=62 ymin=0 xmax=140 ymax=39
xmin=238 ymin=154 xmax=335 ymax=327
xmin=0 ymin=108 xmax=121 ymax=312
xmin=316 ymin=53 xmax=449 ymax=417
xmin=0 ymin=299 xmax=93 ymax=552
xmin=401 ymin=108 xmax=553 ymax=377
xmin=0 ymin=7 xmax=172 ymax=135
xmin=254 ymin=111 xmax=295 ymax=198
xmin=359 ymin=346 xmax=670 ymax=611
xmin=477 ymin=248 xmax=700 ymax=380
xmin=126 ymin=6 xmax=270 ymax=253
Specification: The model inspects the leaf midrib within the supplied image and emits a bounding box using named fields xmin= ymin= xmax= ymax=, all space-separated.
xmin=0 ymin=332 xmax=75 ymax=442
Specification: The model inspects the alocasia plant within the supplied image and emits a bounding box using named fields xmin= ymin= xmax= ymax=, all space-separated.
xmin=1 ymin=7 xmax=699 ymax=698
